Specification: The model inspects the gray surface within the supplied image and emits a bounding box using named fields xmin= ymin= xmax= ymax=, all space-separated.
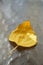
xmin=0 ymin=0 xmax=43 ymax=65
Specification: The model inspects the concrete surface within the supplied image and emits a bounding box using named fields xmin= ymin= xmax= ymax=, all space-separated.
xmin=0 ymin=0 xmax=43 ymax=65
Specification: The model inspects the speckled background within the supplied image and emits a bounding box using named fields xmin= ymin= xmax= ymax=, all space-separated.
xmin=0 ymin=0 xmax=43 ymax=65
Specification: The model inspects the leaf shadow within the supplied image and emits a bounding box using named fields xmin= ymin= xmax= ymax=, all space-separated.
xmin=9 ymin=41 xmax=37 ymax=52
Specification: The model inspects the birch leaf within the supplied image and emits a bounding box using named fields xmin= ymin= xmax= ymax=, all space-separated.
xmin=9 ymin=20 xmax=37 ymax=47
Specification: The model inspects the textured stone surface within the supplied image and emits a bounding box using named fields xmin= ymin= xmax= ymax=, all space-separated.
xmin=0 ymin=0 xmax=43 ymax=65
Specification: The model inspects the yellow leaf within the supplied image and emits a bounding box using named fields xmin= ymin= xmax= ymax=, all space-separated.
xmin=8 ymin=20 xmax=37 ymax=47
